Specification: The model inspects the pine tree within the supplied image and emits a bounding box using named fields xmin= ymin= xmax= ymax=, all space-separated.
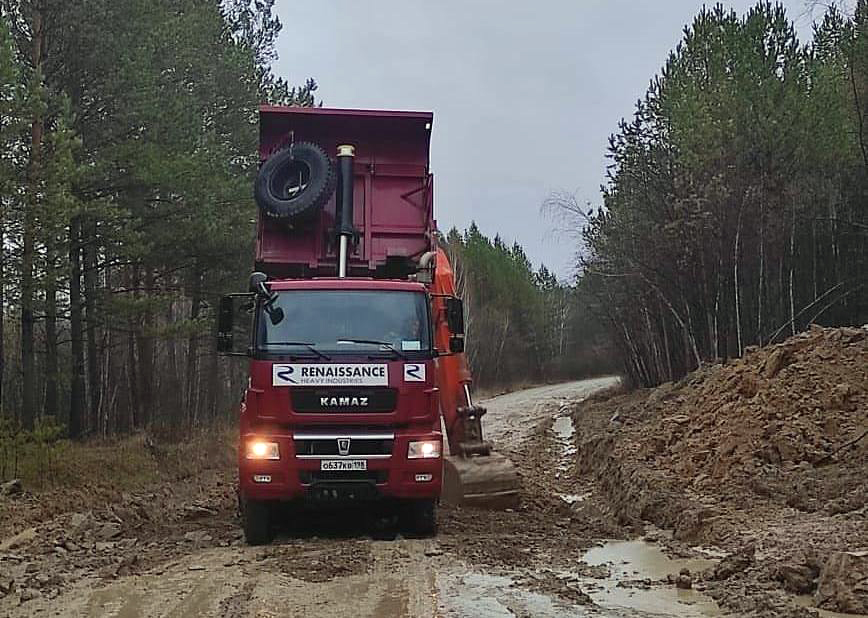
xmin=562 ymin=2 xmax=868 ymax=387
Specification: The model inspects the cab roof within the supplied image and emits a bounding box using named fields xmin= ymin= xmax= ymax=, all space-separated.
xmin=268 ymin=278 xmax=428 ymax=292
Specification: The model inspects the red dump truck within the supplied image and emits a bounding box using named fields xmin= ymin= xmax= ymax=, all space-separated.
xmin=218 ymin=107 xmax=518 ymax=544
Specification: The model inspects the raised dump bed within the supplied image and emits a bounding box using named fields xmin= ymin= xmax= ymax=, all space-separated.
xmin=256 ymin=106 xmax=435 ymax=279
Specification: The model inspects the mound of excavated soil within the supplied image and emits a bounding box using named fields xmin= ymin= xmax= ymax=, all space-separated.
xmin=644 ymin=325 xmax=866 ymax=506
xmin=572 ymin=325 xmax=868 ymax=616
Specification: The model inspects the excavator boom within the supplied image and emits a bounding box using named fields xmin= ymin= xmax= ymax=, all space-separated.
xmin=432 ymin=249 xmax=520 ymax=509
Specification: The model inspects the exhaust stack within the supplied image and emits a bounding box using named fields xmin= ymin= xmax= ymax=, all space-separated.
xmin=335 ymin=144 xmax=355 ymax=277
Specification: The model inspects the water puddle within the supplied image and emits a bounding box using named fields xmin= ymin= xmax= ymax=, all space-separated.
xmin=553 ymin=415 xmax=577 ymax=470
xmin=583 ymin=540 xmax=717 ymax=578
xmin=440 ymin=543 xmax=722 ymax=618
xmin=578 ymin=539 xmax=722 ymax=616
xmin=552 ymin=415 xmax=575 ymax=442
xmin=437 ymin=572 xmax=592 ymax=617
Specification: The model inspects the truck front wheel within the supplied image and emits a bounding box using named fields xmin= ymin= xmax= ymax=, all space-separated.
xmin=399 ymin=499 xmax=437 ymax=537
xmin=242 ymin=499 xmax=273 ymax=545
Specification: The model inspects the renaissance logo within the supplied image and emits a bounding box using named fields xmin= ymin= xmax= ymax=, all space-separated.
xmin=272 ymin=364 xmax=389 ymax=387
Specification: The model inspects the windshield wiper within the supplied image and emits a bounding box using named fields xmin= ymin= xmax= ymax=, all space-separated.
xmin=336 ymin=338 xmax=408 ymax=360
xmin=262 ymin=341 xmax=330 ymax=361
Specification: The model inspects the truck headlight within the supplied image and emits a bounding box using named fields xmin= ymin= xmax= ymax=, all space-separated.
xmin=407 ymin=440 xmax=441 ymax=459
xmin=246 ymin=440 xmax=280 ymax=460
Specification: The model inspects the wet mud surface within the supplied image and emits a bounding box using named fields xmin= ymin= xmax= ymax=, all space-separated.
xmin=1 ymin=353 xmax=863 ymax=617
xmin=0 ymin=378 xmax=632 ymax=617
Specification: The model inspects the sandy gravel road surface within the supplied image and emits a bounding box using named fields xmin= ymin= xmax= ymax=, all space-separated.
xmin=1 ymin=376 xmax=729 ymax=618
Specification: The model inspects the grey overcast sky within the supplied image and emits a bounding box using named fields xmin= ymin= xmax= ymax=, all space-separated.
xmin=273 ymin=1 xmax=817 ymax=280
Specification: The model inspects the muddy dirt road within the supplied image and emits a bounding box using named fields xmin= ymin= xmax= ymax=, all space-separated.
xmin=1 ymin=377 xmax=730 ymax=617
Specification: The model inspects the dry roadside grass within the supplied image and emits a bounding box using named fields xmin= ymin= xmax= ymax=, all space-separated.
xmin=0 ymin=425 xmax=237 ymax=536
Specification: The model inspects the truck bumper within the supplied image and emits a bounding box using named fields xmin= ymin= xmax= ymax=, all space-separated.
xmin=238 ymin=430 xmax=442 ymax=503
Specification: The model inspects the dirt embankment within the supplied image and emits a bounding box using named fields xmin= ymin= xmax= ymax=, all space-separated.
xmin=572 ymin=325 xmax=868 ymax=616
xmin=0 ymin=429 xmax=240 ymax=609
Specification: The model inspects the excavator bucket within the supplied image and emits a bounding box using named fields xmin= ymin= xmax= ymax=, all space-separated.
xmin=442 ymin=452 xmax=520 ymax=510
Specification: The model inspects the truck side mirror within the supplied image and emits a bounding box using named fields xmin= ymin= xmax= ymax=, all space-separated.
xmin=217 ymin=293 xmax=255 ymax=356
xmin=249 ymin=271 xmax=283 ymax=325
xmin=445 ymin=297 xmax=464 ymax=335
xmin=249 ymin=271 xmax=268 ymax=293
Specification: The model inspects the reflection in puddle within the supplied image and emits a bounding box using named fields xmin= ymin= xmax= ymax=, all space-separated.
xmin=583 ymin=540 xmax=717 ymax=579
xmin=579 ymin=540 xmax=722 ymax=617
xmin=553 ymin=415 xmax=577 ymax=464
xmin=553 ymin=415 xmax=575 ymax=442
xmin=437 ymin=572 xmax=592 ymax=618
xmin=587 ymin=584 xmax=721 ymax=617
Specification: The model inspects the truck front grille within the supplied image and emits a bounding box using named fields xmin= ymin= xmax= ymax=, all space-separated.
xmin=293 ymin=433 xmax=394 ymax=458
xmin=299 ymin=470 xmax=388 ymax=485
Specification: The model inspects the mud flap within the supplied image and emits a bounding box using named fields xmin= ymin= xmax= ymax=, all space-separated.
xmin=442 ymin=452 xmax=520 ymax=510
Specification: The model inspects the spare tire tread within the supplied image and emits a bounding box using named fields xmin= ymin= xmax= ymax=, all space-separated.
xmin=255 ymin=141 xmax=336 ymax=222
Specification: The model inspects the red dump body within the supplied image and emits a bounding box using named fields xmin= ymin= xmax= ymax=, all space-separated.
xmin=256 ymin=106 xmax=435 ymax=278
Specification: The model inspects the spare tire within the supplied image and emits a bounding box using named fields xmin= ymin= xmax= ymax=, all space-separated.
xmin=254 ymin=141 xmax=336 ymax=221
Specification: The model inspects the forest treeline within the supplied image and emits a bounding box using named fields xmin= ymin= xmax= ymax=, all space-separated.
xmin=0 ymin=0 xmax=317 ymax=435
xmin=0 ymin=1 xmax=603 ymax=439
xmin=443 ymin=224 xmax=614 ymax=389
xmin=554 ymin=2 xmax=868 ymax=388
xmin=10 ymin=1 xmax=857 ymax=437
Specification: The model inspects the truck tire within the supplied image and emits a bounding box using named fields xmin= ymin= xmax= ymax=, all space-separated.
xmin=255 ymin=141 xmax=336 ymax=221
xmin=399 ymin=499 xmax=437 ymax=537
xmin=242 ymin=499 xmax=273 ymax=545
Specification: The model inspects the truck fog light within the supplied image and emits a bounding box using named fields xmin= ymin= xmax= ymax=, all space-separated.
xmin=246 ymin=440 xmax=280 ymax=460
xmin=415 ymin=473 xmax=433 ymax=482
xmin=253 ymin=475 xmax=272 ymax=483
xmin=407 ymin=440 xmax=441 ymax=459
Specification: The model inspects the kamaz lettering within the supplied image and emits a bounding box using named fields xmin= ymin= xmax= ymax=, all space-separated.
xmin=320 ymin=396 xmax=369 ymax=407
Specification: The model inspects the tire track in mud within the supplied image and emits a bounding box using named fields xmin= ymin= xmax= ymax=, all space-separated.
xmin=217 ymin=580 xmax=256 ymax=617
xmin=0 ymin=378 xmax=618 ymax=617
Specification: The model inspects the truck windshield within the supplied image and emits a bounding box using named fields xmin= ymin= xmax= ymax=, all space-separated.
xmin=258 ymin=290 xmax=431 ymax=356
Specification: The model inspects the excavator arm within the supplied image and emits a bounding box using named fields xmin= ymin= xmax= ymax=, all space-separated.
xmin=431 ymin=249 xmax=475 ymax=455
xmin=431 ymin=248 xmax=520 ymax=509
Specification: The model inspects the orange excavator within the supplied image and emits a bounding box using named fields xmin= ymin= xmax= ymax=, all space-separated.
xmin=432 ymin=249 xmax=521 ymax=509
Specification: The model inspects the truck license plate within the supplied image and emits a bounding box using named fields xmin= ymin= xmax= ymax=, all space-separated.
xmin=320 ymin=459 xmax=367 ymax=471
